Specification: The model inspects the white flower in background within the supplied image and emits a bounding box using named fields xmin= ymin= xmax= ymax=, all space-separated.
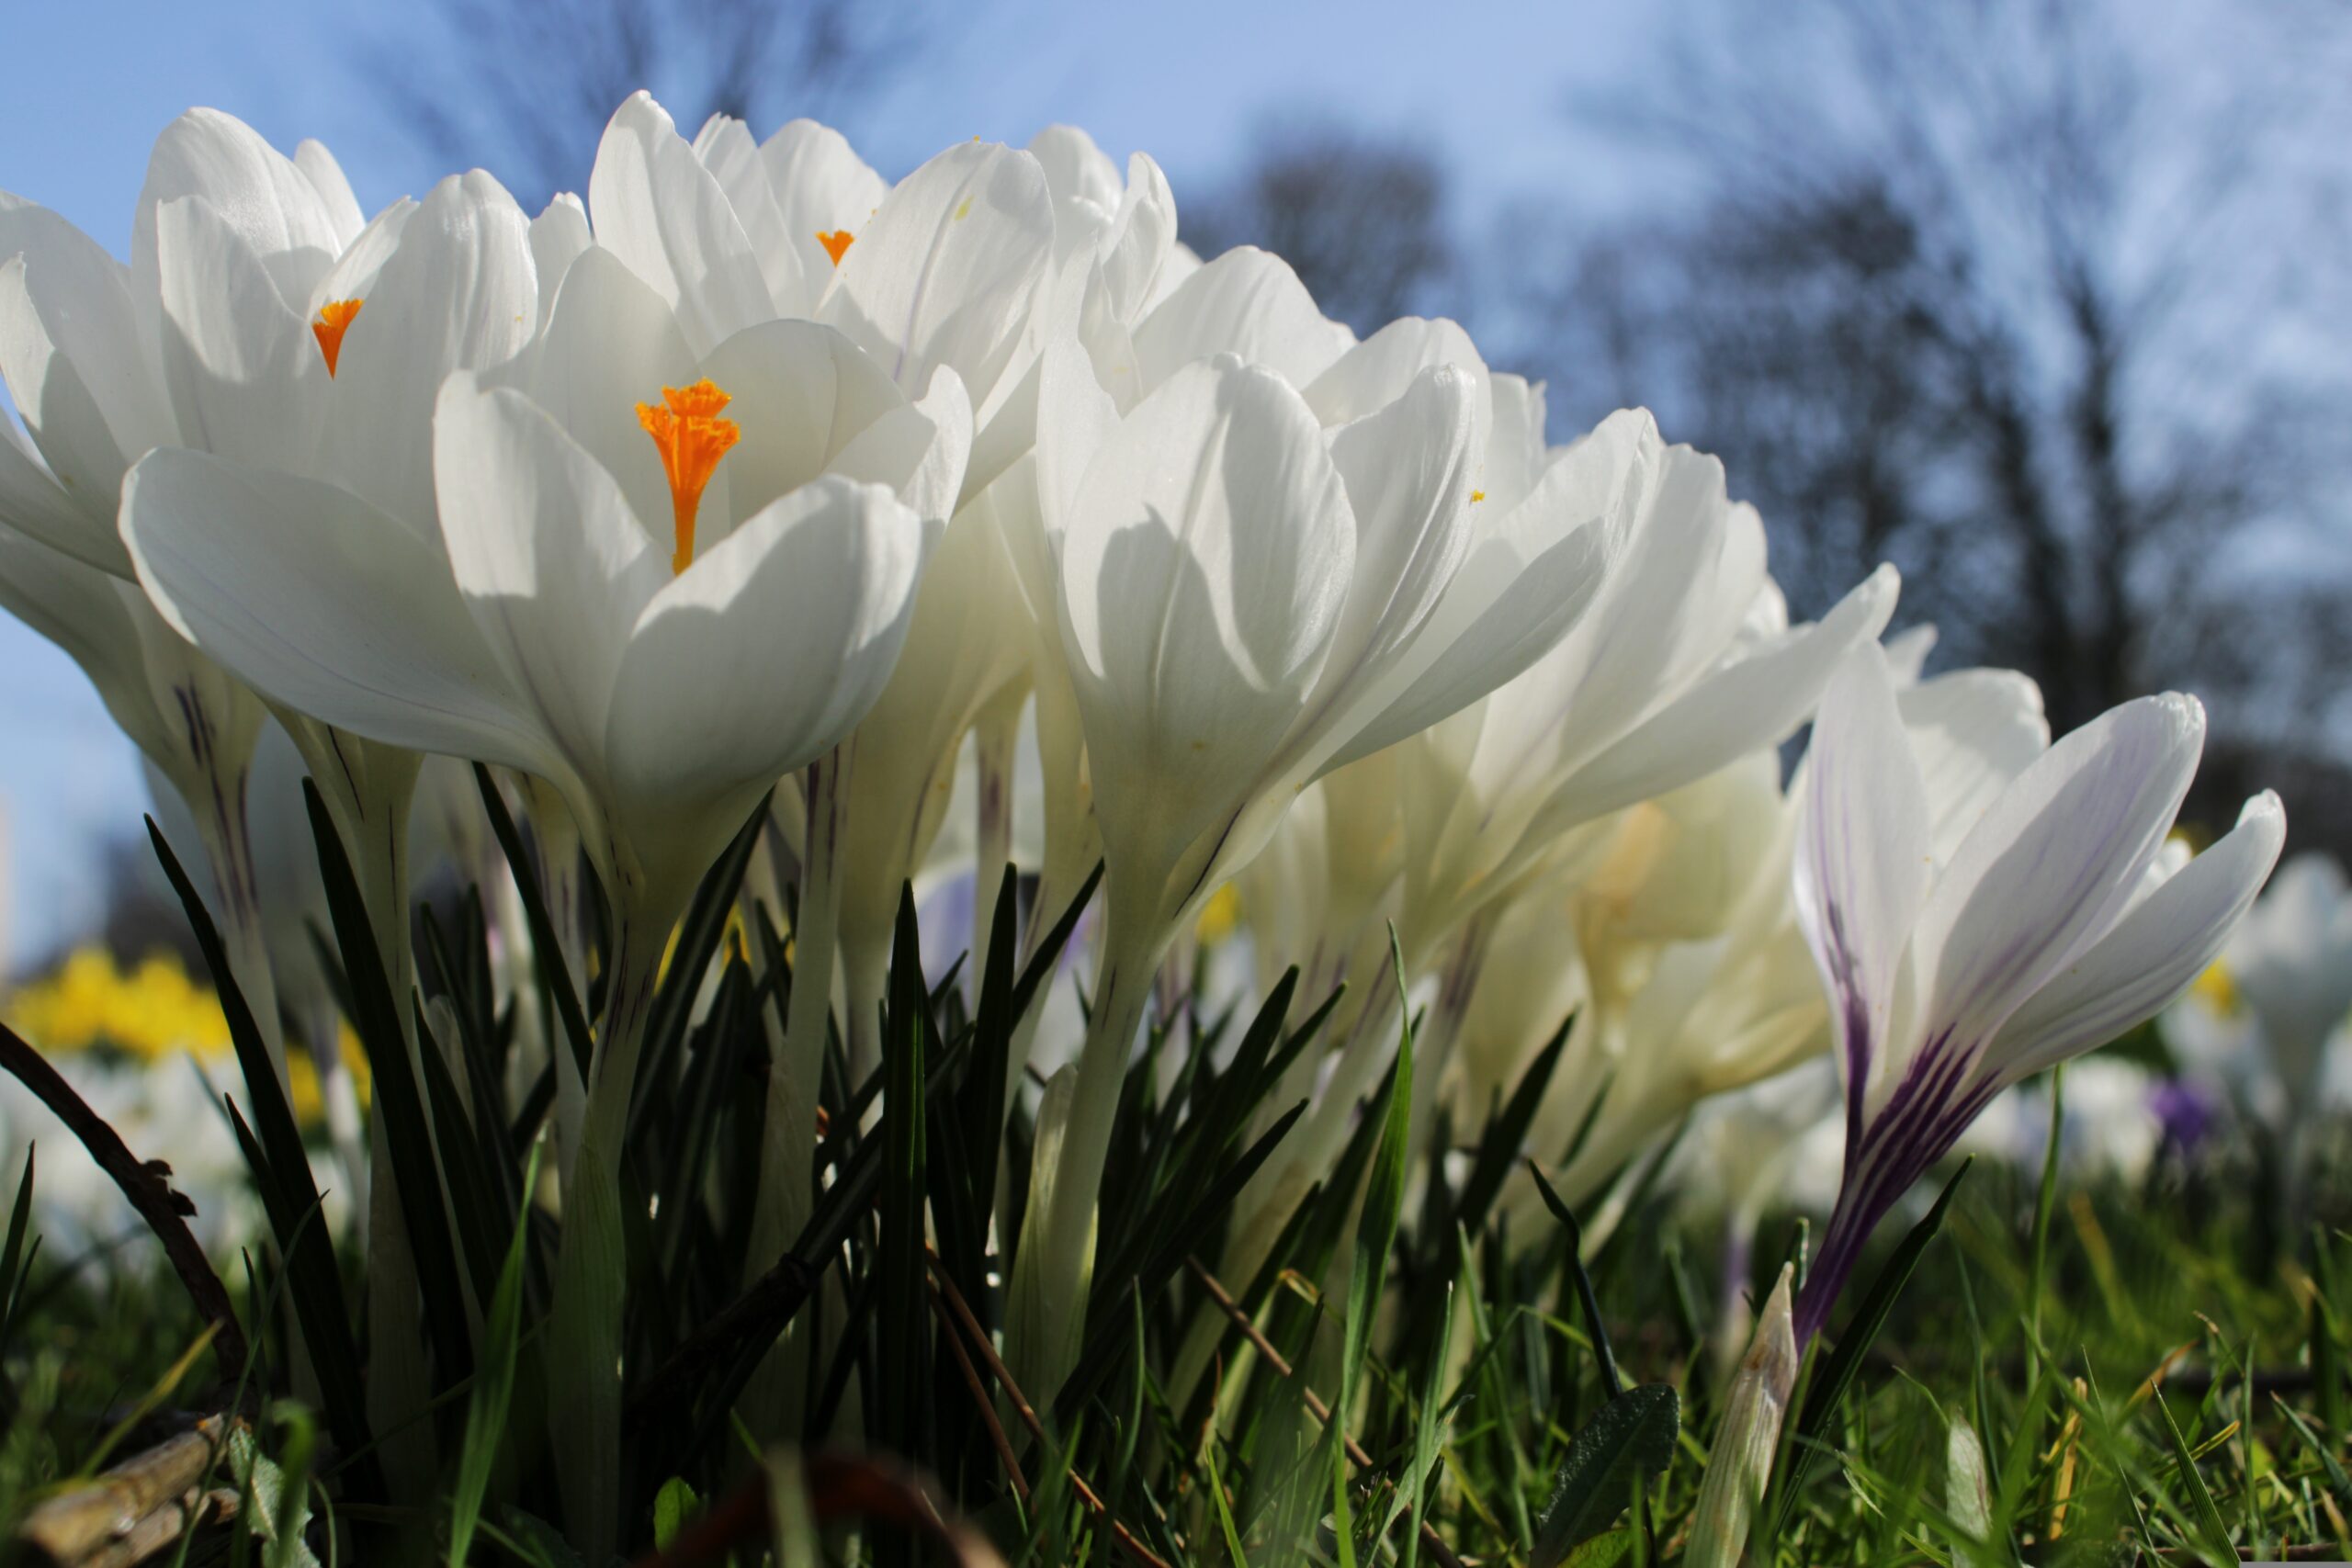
xmin=1509 ymin=653 xmax=2053 ymax=1212
xmin=1006 ymin=293 xmax=1629 ymax=1400
xmin=0 ymin=530 xmax=274 ymax=1052
xmin=1956 ymin=1057 xmax=2164 ymax=1188
xmin=6 ymin=110 xmax=562 ymax=1080
xmin=1790 ymin=641 xmax=2282 ymax=1346
xmin=2221 ymin=852 xmax=2352 ymax=1118
xmin=1390 ymin=416 xmax=1898 ymax=992
xmin=0 ymin=1053 xmax=278 ymax=1262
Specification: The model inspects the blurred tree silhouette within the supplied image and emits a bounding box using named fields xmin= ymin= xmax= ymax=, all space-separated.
xmin=1195 ymin=0 xmax=2352 ymax=849
xmin=374 ymin=0 xmax=938 ymax=208
xmin=1182 ymin=120 xmax=1453 ymax=336
xmin=1515 ymin=0 xmax=2349 ymax=741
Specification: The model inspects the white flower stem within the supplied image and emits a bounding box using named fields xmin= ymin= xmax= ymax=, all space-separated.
xmin=754 ymin=750 xmax=847 ymax=1270
xmin=548 ymin=909 xmax=663 ymax=1566
xmin=968 ymin=689 xmax=1021 ymax=1010
xmin=185 ymin=764 xmax=286 ymax=1089
xmin=1008 ymin=896 xmax=1165 ymax=1406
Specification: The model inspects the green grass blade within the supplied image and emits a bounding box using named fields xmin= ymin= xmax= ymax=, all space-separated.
xmin=1525 ymin=1159 xmax=1623 ymax=1398
xmin=303 ymin=779 xmax=474 ymax=1390
xmin=449 ymin=1139 xmax=545 ymax=1566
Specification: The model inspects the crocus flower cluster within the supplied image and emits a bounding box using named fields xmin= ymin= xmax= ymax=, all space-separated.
xmin=0 ymin=96 xmax=2288 ymax=1537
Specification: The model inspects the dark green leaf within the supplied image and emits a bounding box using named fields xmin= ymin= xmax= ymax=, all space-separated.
xmin=1529 ymin=1383 xmax=1680 ymax=1567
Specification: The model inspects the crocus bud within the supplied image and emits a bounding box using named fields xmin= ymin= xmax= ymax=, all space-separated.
xmin=1946 ymin=1413 xmax=1994 ymax=1546
xmin=1684 ymin=1264 xmax=1799 ymax=1568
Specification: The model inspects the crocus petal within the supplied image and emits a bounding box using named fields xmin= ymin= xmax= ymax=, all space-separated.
xmin=1895 ymin=668 xmax=2049 ymax=863
xmin=589 ymin=92 xmax=774 ymax=357
xmin=1131 ymin=247 xmax=1353 ymax=393
xmin=1793 ymin=641 xmax=1934 ymax=1108
xmin=1031 ymin=125 xmax=1125 ymax=240
xmin=605 ymin=475 xmax=931 ymax=817
xmin=1058 ymin=355 xmax=1352 ymax=871
xmin=0 ymin=525 xmax=176 ymax=762
xmin=1294 ymin=362 xmax=1479 ymax=757
xmin=760 ymin=118 xmax=889 ymax=315
xmin=825 ymin=365 xmax=974 ymax=527
xmin=1096 ymin=154 xmax=1177 ymax=324
xmin=694 ymin=317 xmax=909 ymax=526
xmin=292 ymin=140 xmax=366 ymax=244
xmin=306 ymin=197 xmax=417 ymax=316
xmin=0 ymin=196 xmax=175 ymax=558
xmin=528 ymin=195 xmax=593 ymax=323
xmin=1317 ymin=407 xmax=1645 ymax=772
xmin=1303 ymin=316 xmax=1491 ymax=436
xmin=120 ymin=448 xmax=563 ymax=784
xmin=152 ymin=196 xmax=324 ymax=473
xmin=692 ymin=114 xmax=810 ymax=314
xmin=1987 ymin=791 xmax=2285 ymax=1084
xmin=1033 ymin=331 xmax=1121 ymax=547
xmin=434 ymin=376 xmax=668 ymax=774
xmin=502 ymin=244 xmax=695 ymax=537
xmin=322 ymin=172 xmax=537 ymax=537
xmin=0 ymin=388 xmax=103 ymax=567
xmin=1548 ymin=563 xmax=1898 ymax=829
xmin=1908 ymin=690 xmax=2206 ymax=1066
xmin=134 ymin=108 xmax=352 ymax=310
xmin=819 ymin=140 xmax=1055 ymax=405
xmin=1481 ymin=372 xmax=1548 ymax=511
xmin=1322 ymin=506 xmax=1612 ymax=774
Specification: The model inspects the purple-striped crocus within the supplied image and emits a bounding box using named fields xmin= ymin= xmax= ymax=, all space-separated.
xmin=1790 ymin=642 xmax=2283 ymax=1347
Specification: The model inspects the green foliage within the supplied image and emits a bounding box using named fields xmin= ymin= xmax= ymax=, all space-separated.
xmin=5 ymin=838 xmax=2350 ymax=1565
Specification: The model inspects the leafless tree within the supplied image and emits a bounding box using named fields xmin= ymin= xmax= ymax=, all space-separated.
xmin=1182 ymin=120 xmax=1454 ymax=336
xmin=1501 ymin=0 xmax=2352 ymax=839
xmin=369 ymin=0 xmax=940 ymax=208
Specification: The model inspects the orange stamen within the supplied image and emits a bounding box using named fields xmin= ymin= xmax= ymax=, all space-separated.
xmin=636 ymin=379 xmax=741 ymax=574
xmin=311 ymin=299 xmax=365 ymax=377
xmin=816 ymin=230 xmax=855 ymax=265
xmin=1470 ymin=490 xmax=1486 ymax=502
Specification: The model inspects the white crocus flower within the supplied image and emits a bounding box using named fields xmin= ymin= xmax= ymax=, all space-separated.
xmin=0 ymin=530 xmax=270 ymax=1025
xmin=1515 ymin=658 xmax=2053 ymax=1209
xmin=661 ymin=114 xmax=1060 ymax=1341
xmin=124 ymin=257 xmax=953 ymax=1553
xmin=2225 ymin=853 xmax=2352 ymax=1122
xmin=1790 ymin=641 xmax=2282 ymax=1347
xmin=1002 ymin=288 xmax=1623 ymax=1398
xmin=1392 ymin=415 xmax=1899 ymax=992
xmin=0 ymin=108 xmax=431 ymax=1076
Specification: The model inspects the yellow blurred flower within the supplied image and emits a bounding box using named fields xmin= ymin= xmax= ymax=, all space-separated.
xmin=1194 ymin=884 xmax=1242 ymax=947
xmin=2190 ymin=955 xmax=2239 ymax=1016
xmin=5 ymin=946 xmax=233 ymax=1065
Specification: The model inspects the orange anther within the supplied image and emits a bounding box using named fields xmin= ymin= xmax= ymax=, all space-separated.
xmin=311 ymin=299 xmax=365 ymax=377
xmin=637 ymin=379 xmax=741 ymax=574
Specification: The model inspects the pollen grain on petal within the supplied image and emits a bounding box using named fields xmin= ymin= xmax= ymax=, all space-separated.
xmin=311 ymin=298 xmax=365 ymax=377
xmin=1470 ymin=490 xmax=1486 ymax=502
xmin=817 ymin=230 xmax=855 ymax=265
xmin=638 ymin=378 xmax=741 ymax=575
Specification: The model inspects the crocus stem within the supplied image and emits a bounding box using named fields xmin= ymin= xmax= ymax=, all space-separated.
xmin=1007 ymin=901 xmax=1165 ymax=1407
xmin=968 ymin=688 xmax=1021 ymax=1010
xmin=548 ymin=912 xmax=663 ymax=1566
xmin=185 ymin=763 xmax=286 ymax=1088
xmin=1408 ymin=915 xmax=1491 ymax=1166
xmin=740 ymin=752 xmax=850 ymax=1439
xmin=1792 ymin=1186 xmax=1877 ymax=1350
xmin=754 ymin=749 xmax=848 ymax=1272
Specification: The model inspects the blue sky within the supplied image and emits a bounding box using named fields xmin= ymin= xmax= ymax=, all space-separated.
xmin=0 ymin=0 xmax=1663 ymax=971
